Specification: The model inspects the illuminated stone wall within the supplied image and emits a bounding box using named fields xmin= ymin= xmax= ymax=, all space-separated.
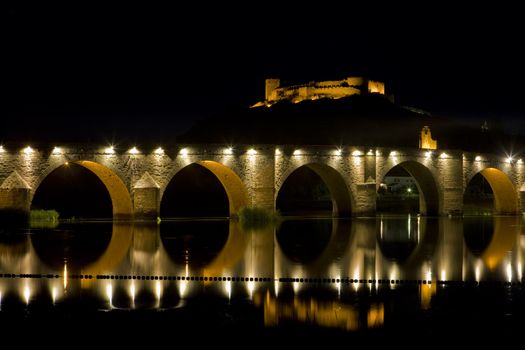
xmin=1 ymin=144 xmax=524 ymax=219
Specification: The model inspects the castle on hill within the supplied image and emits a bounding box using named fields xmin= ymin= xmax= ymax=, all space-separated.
xmin=252 ymin=76 xmax=387 ymax=107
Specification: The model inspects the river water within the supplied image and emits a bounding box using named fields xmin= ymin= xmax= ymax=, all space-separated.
xmin=0 ymin=216 xmax=523 ymax=344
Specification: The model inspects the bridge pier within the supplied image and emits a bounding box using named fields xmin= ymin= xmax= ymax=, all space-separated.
xmin=132 ymin=172 xmax=160 ymax=220
xmin=0 ymin=171 xmax=32 ymax=225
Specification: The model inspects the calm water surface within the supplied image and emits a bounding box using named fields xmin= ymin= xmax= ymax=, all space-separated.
xmin=0 ymin=216 xmax=524 ymax=344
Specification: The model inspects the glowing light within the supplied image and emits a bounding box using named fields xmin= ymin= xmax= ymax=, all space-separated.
xmin=375 ymin=150 xmax=381 ymax=156
xmin=425 ymin=151 xmax=432 ymax=159
xmin=24 ymin=286 xmax=30 ymax=305
xmin=52 ymin=287 xmax=57 ymax=304
xmin=293 ymin=149 xmax=302 ymax=156
xmin=179 ymin=280 xmax=188 ymax=297
xmin=155 ymin=281 xmax=162 ymax=300
xmin=224 ymin=147 xmax=233 ymax=155
xmin=475 ymin=155 xmax=482 ymax=161
xmin=425 ymin=269 xmax=432 ymax=282
xmin=334 ymin=149 xmax=342 ymax=156
xmin=389 ymin=151 xmax=397 ymax=157
xmin=247 ymin=148 xmax=257 ymax=156
xmin=52 ymin=147 xmax=62 ymax=155
xmin=274 ymin=280 xmax=279 ymax=297
xmin=367 ymin=149 xmax=374 ymax=156
xmin=506 ymin=263 xmax=512 ymax=282
xmin=293 ymin=280 xmax=300 ymax=293
xmin=475 ymin=263 xmax=481 ymax=282
xmin=128 ymin=147 xmax=140 ymax=155
xmin=130 ymin=282 xmax=136 ymax=303
xmin=64 ymin=161 xmax=69 ymax=166
xmin=440 ymin=152 xmax=448 ymax=159
xmin=63 ymin=263 xmax=68 ymax=290
xmin=104 ymin=146 xmax=115 ymax=154
xmin=0 ymin=145 xmax=4 ymax=153
xmin=154 ymin=147 xmax=164 ymax=155
xmin=518 ymin=159 xmax=523 ymax=165
xmin=23 ymin=146 xmax=33 ymax=155
xmin=506 ymin=157 xmax=513 ymax=164
xmin=225 ymin=281 xmax=232 ymax=300
xmin=106 ymin=284 xmax=113 ymax=307
xmin=352 ymin=150 xmax=362 ymax=156
xmin=440 ymin=269 xmax=446 ymax=281
xmin=407 ymin=187 xmax=412 ymax=193
xmin=275 ymin=148 xmax=281 ymax=155
xmin=247 ymin=280 xmax=255 ymax=298
xmin=518 ymin=262 xmax=522 ymax=280
xmin=179 ymin=148 xmax=189 ymax=156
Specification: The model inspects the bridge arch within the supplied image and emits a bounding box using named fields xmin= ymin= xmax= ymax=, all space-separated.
xmin=379 ymin=161 xmax=440 ymax=215
xmin=465 ymin=168 xmax=518 ymax=214
xmin=33 ymin=160 xmax=133 ymax=220
xmin=160 ymin=160 xmax=248 ymax=217
xmin=277 ymin=163 xmax=353 ymax=217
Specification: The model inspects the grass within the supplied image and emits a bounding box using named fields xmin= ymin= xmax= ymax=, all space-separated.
xmin=237 ymin=206 xmax=280 ymax=230
xmin=30 ymin=209 xmax=60 ymax=228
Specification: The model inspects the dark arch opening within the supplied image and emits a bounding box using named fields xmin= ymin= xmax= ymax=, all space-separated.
xmin=160 ymin=163 xmax=229 ymax=218
xmin=463 ymin=216 xmax=494 ymax=255
xmin=376 ymin=216 xmax=420 ymax=262
xmin=463 ymin=173 xmax=494 ymax=215
xmin=377 ymin=162 xmax=439 ymax=215
xmin=32 ymin=163 xmax=112 ymax=219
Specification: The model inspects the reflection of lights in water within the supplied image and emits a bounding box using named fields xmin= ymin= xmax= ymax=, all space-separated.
xmin=247 ymin=281 xmax=255 ymax=298
xmin=475 ymin=262 xmax=482 ymax=282
xmin=407 ymin=215 xmax=411 ymax=239
xmin=179 ymin=281 xmax=187 ymax=298
xmin=106 ymin=284 xmax=113 ymax=307
xmin=130 ymin=282 xmax=136 ymax=303
xmin=24 ymin=286 xmax=30 ymax=305
xmin=155 ymin=281 xmax=162 ymax=300
xmin=293 ymin=281 xmax=300 ymax=294
xmin=380 ymin=219 xmax=383 ymax=239
xmin=52 ymin=287 xmax=57 ymax=304
xmin=274 ymin=280 xmax=279 ymax=297
xmin=225 ymin=281 xmax=232 ymax=300
xmin=440 ymin=270 xmax=446 ymax=282
xmin=425 ymin=268 xmax=432 ymax=283
xmin=63 ymin=263 xmax=68 ymax=290
xmin=518 ymin=263 xmax=522 ymax=281
xmin=506 ymin=263 xmax=512 ymax=282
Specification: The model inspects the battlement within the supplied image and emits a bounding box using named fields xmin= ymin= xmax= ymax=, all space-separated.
xmin=253 ymin=76 xmax=386 ymax=107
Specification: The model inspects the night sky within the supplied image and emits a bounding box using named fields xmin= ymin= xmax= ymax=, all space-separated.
xmin=3 ymin=3 xmax=525 ymax=145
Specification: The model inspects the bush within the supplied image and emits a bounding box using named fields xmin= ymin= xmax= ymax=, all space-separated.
xmin=30 ymin=210 xmax=60 ymax=228
xmin=237 ymin=206 xmax=280 ymax=230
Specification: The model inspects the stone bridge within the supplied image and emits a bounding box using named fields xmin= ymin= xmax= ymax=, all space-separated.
xmin=0 ymin=144 xmax=523 ymax=219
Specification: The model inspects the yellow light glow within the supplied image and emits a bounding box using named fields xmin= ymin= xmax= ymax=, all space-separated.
xmin=24 ymin=286 xmax=30 ymax=305
xmin=375 ymin=150 xmax=381 ymax=156
xmin=389 ymin=151 xmax=397 ymax=156
xmin=506 ymin=157 xmax=513 ymax=164
xmin=104 ymin=146 xmax=115 ymax=154
xmin=155 ymin=281 xmax=162 ymax=300
xmin=352 ymin=150 xmax=362 ymax=156
xmin=475 ymin=263 xmax=481 ymax=282
xmin=247 ymin=148 xmax=257 ymax=156
xmin=0 ymin=145 xmax=4 ymax=153
xmin=64 ymin=161 xmax=69 ymax=166
xmin=179 ymin=148 xmax=189 ymax=156
xmin=440 ymin=152 xmax=448 ymax=159
xmin=225 ymin=281 xmax=232 ymax=300
xmin=130 ymin=282 xmax=136 ymax=302
xmin=367 ymin=149 xmax=374 ymax=156
xmin=247 ymin=281 xmax=255 ymax=297
xmin=473 ymin=155 xmax=481 ymax=161
xmin=52 ymin=147 xmax=62 ymax=155
xmin=63 ymin=263 xmax=68 ymax=290
xmin=128 ymin=147 xmax=139 ymax=155
xmin=224 ymin=147 xmax=233 ymax=155
xmin=52 ymin=287 xmax=57 ymax=304
xmin=506 ymin=263 xmax=512 ymax=282
xmin=293 ymin=281 xmax=300 ymax=294
xmin=334 ymin=149 xmax=342 ymax=156
xmin=275 ymin=148 xmax=281 ymax=155
xmin=274 ymin=280 xmax=279 ymax=297
xmin=23 ymin=146 xmax=33 ymax=155
xmin=518 ymin=159 xmax=523 ymax=165
xmin=179 ymin=280 xmax=188 ymax=298
xmin=106 ymin=284 xmax=113 ymax=307
xmin=154 ymin=147 xmax=164 ymax=155
xmin=441 ymin=269 xmax=446 ymax=281
xmin=425 ymin=151 xmax=432 ymax=159
xmin=293 ymin=149 xmax=302 ymax=156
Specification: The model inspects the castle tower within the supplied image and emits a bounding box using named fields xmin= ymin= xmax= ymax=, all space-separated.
xmin=419 ymin=126 xmax=437 ymax=150
xmin=265 ymin=79 xmax=280 ymax=101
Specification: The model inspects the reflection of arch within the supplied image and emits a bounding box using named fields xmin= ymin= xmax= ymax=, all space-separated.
xmin=81 ymin=223 xmax=134 ymax=288
xmin=34 ymin=161 xmax=133 ymax=220
xmin=380 ymin=161 xmax=439 ymax=215
xmin=278 ymin=163 xmax=353 ymax=217
xmin=203 ymin=222 xmax=247 ymax=276
xmin=161 ymin=161 xmax=248 ymax=217
xmin=480 ymin=216 xmax=519 ymax=269
xmin=467 ymin=168 xmax=518 ymax=214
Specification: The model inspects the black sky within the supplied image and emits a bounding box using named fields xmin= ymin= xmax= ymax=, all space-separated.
xmin=3 ymin=3 xmax=525 ymax=144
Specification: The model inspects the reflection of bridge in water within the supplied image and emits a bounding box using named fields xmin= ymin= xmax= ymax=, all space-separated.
xmin=0 ymin=217 xmax=523 ymax=313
